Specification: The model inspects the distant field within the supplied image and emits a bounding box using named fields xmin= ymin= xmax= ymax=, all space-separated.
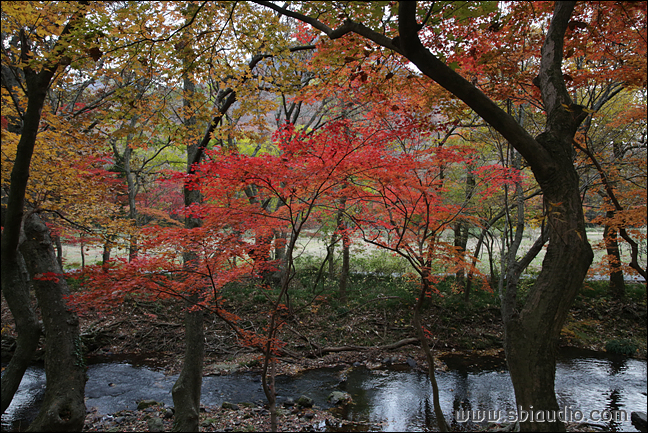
xmin=294 ymin=227 xmax=646 ymax=276
xmin=61 ymin=227 xmax=646 ymax=280
xmin=61 ymin=244 xmax=128 ymax=268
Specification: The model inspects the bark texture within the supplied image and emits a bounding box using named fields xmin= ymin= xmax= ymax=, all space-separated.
xmin=0 ymin=249 xmax=41 ymax=415
xmin=22 ymin=213 xmax=87 ymax=432
xmin=171 ymin=294 xmax=204 ymax=432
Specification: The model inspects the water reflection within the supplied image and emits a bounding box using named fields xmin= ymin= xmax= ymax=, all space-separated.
xmin=355 ymin=370 xmax=436 ymax=431
xmin=553 ymin=351 xmax=646 ymax=432
xmin=0 ymin=366 xmax=45 ymax=432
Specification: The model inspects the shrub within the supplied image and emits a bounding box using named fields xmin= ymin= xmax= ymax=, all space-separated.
xmin=605 ymin=339 xmax=638 ymax=356
xmin=349 ymin=250 xmax=411 ymax=276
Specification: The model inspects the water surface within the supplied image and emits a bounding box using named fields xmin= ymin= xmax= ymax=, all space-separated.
xmin=2 ymin=349 xmax=646 ymax=432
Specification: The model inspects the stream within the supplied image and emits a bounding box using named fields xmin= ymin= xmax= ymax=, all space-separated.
xmin=2 ymin=348 xmax=646 ymax=432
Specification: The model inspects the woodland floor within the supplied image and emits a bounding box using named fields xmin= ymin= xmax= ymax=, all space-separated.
xmin=1 ymin=278 xmax=646 ymax=432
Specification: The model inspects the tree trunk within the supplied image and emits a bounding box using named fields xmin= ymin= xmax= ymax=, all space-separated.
xmin=80 ymin=236 xmax=86 ymax=270
xmin=0 ymin=53 xmax=51 ymax=420
xmin=54 ymin=234 xmax=64 ymax=269
xmin=485 ymin=234 xmax=497 ymax=286
xmin=453 ymin=221 xmax=468 ymax=289
xmin=172 ymin=293 xmax=204 ymax=432
xmin=396 ymin=3 xmax=593 ymax=431
xmin=398 ymin=3 xmax=592 ymax=430
xmin=336 ymin=196 xmax=349 ymax=303
xmin=455 ymin=170 xmax=474 ymax=290
xmin=262 ymin=356 xmax=278 ymax=432
xmin=101 ymin=238 xmax=112 ymax=270
xmin=171 ymin=220 xmax=205 ymax=432
xmin=274 ymin=229 xmax=287 ymax=262
xmin=172 ymin=64 xmax=205 ymax=431
xmin=21 ymin=213 xmax=87 ymax=432
xmin=327 ymin=219 xmax=338 ymax=279
xmin=0 ymin=251 xmax=41 ymax=415
xmin=123 ymin=119 xmax=140 ymax=262
xmin=339 ymin=232 xmax=350 ymax=303
xmin=414 ymin=271 xmax=449 ymax=432
xmin=169 ymin=12 xmax=271 ymax=426
xmin=603 ymin=215 xmax=625 ymax=299
xmin=0 ymin=7 xmax=87 ymax=423
xmin=464 ymin=251 xmax=477 ymax=303
xmin=262 ymin=222 xmax=301 ymax=432
xmin=503 ymin=167 xmax=592 ymax=431
xmin=465 ymin=224 xmax=490 ymax=304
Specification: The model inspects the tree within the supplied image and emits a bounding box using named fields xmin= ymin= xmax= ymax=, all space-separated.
xmin=439 ymin=0 xmax=646 ymax=298
xmin=198 ymin=121 xmax=379 ymax=430
xmin=342 ymin=117 xmax=509 ymax=431
xmin=576 ymin=90 xmax=647 ymax=297
xmin=70 ymin=120 xmax=373 ymax=432
xmin=60 ymin=3 xmax=319 ymax=429
xmin=253 ymin=2 xmax=600 ymax=430
xmin=1 ymin=2 xmax=100 ymax=429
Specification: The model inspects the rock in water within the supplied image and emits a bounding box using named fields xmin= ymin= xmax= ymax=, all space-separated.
xmin=631 ymin=411 xmax=647 ymax=432
xmin=137 ymin=399 xmax=158 ymax=410
xmin=296 ymin=395 xmax=314 ymax=408
xmin=328 ymin=391 xmax=352 ymax=405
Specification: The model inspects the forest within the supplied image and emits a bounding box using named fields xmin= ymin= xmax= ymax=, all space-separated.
xmin=1 ymin=1 xmax=646 ymax=432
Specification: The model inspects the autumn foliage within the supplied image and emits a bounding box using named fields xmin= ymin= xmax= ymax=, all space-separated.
xmin=1 ymin=1 xmax=646 ymax=431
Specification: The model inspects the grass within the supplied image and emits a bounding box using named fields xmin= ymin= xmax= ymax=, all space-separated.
xmin=223 ymin=247 xmax=646 ymax=316
xmin=578 ymin=280 xmax=646 ymax=303
xmin=60 ymin=244 xmax=128 ymax=271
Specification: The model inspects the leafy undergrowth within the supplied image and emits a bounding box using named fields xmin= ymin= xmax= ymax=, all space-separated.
xmin=560 ymin=281 xmax=647 ymax=356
